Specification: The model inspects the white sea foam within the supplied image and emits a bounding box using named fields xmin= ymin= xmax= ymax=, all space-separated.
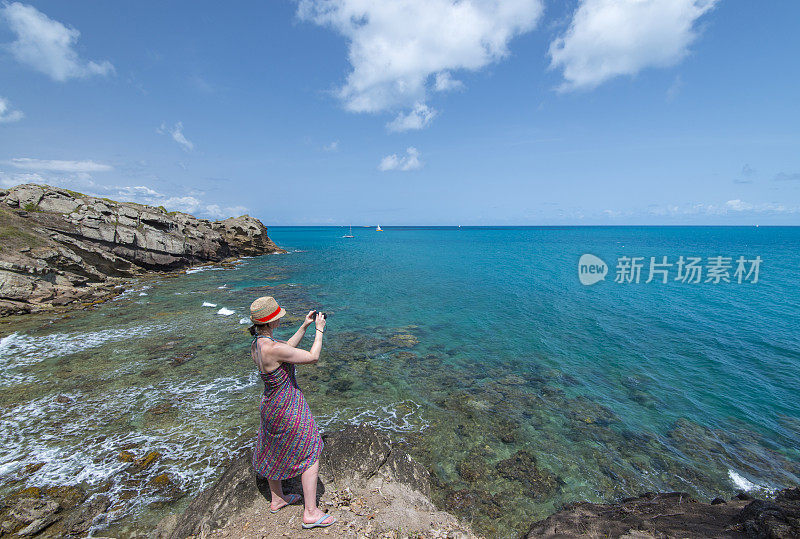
xmin=728 ymin=469 xmax=771 ymax=493
xmin=218 ymin=285 xmax=228 ymax=289
xmin=239 ymin=318 xmax=250 ymax=325
xmin=217 ymin=308 xmax=234 ymax=316
xmin=202 ymin=302 xmax=217 ymax=307
xmin=0 ymin=325 xmax=167 ymax=388
xmin=0 ymin=374 xmax=259 ymax=531
xmin=186 ymin=266 xmax=230 ymax=274
xmin=113 ymin=285 xmax=151 ymax=301
xmin=0 ymin=325 xmax=164 ymax=366
xmin=317 ymin=400 xmax=428 ymax=437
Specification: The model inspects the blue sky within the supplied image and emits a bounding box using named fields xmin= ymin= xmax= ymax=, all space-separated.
xmin=0 ymin=0 xmax=798 ymax=225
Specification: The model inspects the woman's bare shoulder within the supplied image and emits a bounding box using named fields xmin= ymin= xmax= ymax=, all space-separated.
xmin=253 ymin=338 xmax=279 ymax=367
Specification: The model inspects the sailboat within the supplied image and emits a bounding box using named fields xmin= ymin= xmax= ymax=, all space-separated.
xmin=376 ymin=225 xmax=383 ymax=231
xmin=343 ymin=225 xmax=354 ymax=238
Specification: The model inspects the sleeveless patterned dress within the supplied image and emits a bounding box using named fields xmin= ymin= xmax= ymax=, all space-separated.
xmin=251 ymin=335 xmax=324 ymax=480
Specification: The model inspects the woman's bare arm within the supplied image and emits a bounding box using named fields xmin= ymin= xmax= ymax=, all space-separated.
xmin=286 ymin=311 xmax=315 ymax=348
xmin=272 ymin=313 xmax=326 ymax=365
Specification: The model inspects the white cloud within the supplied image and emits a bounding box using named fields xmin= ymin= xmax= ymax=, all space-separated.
xmin=648 ymin=200 xmax=799 ymax=217
xmin=386 ymin=102 xmax=437 ymax=132
xmin=550 ymin=0 xmax=718 ymax=91
xmin=0 ymin=171 xmax=45 ymax=188
xmin=298 ymin=0 xmax=543 ymax=124
xmin=205 ymin=204 xmax=249 ymax=219
xmin=323 ymin=140 xmax=339 ymax=152
xmin=433 ymin=72 xmax=464 ymax=92
xmin=160 ymin=196 xmax=202 ymax=213
xmin=666 ymin=74 xmax=683 ymax=102
xmin=0 ymin=96 xmax=24 ymax=123
xmin=379 ymin=147 xmax=422 ymax=171
xmin=0 ymin=168 xmax=102 ymax=193
xmin=105 ymin=188 xmax=247 ymax=218
xmin=113 ymin=185 xmax=161 ymax=198
xmin=6 ymin=157 xmax=112 ymax=172
xmin=1 ymin=2 xmax=114 ymax=82
xmin=157 ymin=122 xmax=194 ymax=152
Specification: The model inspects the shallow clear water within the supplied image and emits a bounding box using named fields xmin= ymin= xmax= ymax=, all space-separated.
xmin=1 ymin=226 xmax=798 ymax=537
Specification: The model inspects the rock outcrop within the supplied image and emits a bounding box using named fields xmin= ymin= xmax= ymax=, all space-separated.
xmin=526 ymin=488 xmax=800 ymax=538
xmin=0 ymin=184 xmax=285 ymax=316
xmin=155 ymin=425 xmax=473 ymax=538
xmin=0 ymin=485 xmax=110 ymax=537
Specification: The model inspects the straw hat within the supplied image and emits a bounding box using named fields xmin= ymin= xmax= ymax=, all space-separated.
xmin=250 ymin=296 xmax=286 ymax=324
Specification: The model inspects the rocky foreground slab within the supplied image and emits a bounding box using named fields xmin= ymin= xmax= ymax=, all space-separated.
xmin=153 ymin=424 xmax=474 ymax=539
xmin=0 ymin=184 xmax=285 ymax=316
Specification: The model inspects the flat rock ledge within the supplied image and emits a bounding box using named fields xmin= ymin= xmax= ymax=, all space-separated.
xmin=154 ymin=424 xmax=475 ymax=538
xmin=0 ymin=184 xmax=285 ymax=316
xmin=526 ymin=487 xmax=800 ymax=538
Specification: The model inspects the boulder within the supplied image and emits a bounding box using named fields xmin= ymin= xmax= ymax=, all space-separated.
xmin=376 ymin=442 xmax=432 ymax=497
xmin=4 ymin=185 xmax=44 ymax=209
xmin=0 ymin=270 xmax=37 ymax=301
xmin=736 ymin=495 xmax=800 ymax=538
xmin=319 ymin=424 xmax=392 ymax=486
xmin=37 ymin=190 xmax=80 ymax=214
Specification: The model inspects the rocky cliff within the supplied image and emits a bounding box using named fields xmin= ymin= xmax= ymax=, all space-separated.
xmin=0 ymin=183 xmax=285 ymax=316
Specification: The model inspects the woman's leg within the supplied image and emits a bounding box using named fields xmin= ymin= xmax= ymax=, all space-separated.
xmin=267 ymin=479 xmax=289 ymax=511
xmin=300 ymin=460 xmax=334 ymax=525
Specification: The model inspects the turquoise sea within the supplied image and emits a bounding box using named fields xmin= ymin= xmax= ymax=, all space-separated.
xmin=1 ymin=226 xmax=799 ymax=537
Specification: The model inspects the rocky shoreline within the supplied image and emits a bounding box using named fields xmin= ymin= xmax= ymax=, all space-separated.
xmin=153 ymin=425 xmax=474 ymax=539
xmin=1 ymin=422 xmax=798 ymax=537
xmin=147 ymin=424 xmax=800 ymax=539
xmin=0 ymin=183 xmax=285 ymax=317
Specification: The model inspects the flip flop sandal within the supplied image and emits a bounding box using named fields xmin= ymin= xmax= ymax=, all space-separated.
xmin=301 ymin=514 xmax=336 ymax=529
xmin=270 ymin=493 xmax=301 ymax=513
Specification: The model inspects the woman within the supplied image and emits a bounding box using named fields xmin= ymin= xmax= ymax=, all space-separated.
xmin=249 ymin=296 xmax=335 ymax=530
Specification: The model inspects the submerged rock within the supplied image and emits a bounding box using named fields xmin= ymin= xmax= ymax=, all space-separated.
xmin=147 ymin=401 xmax=174 ymax=415
xmin=22 ymin=463 xmax=45 ymax=475
xmin=0 ymin=483 xmax=105 ymax=537
xmin=497 ymin=450 xmax=561 ymax=499
xmin=128 ymin=451 xmax=161 ymax=473
xmin=169 ymin=352 xmax=193 ymax=367
xmin=388 ymin=332 xmax=420 ymax=348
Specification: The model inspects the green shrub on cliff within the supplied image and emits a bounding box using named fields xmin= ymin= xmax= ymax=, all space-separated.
xmin=0 ymin=223 xmax=42 ymax=251
xmin=0 ymin=209 xmax=44 ymax=251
